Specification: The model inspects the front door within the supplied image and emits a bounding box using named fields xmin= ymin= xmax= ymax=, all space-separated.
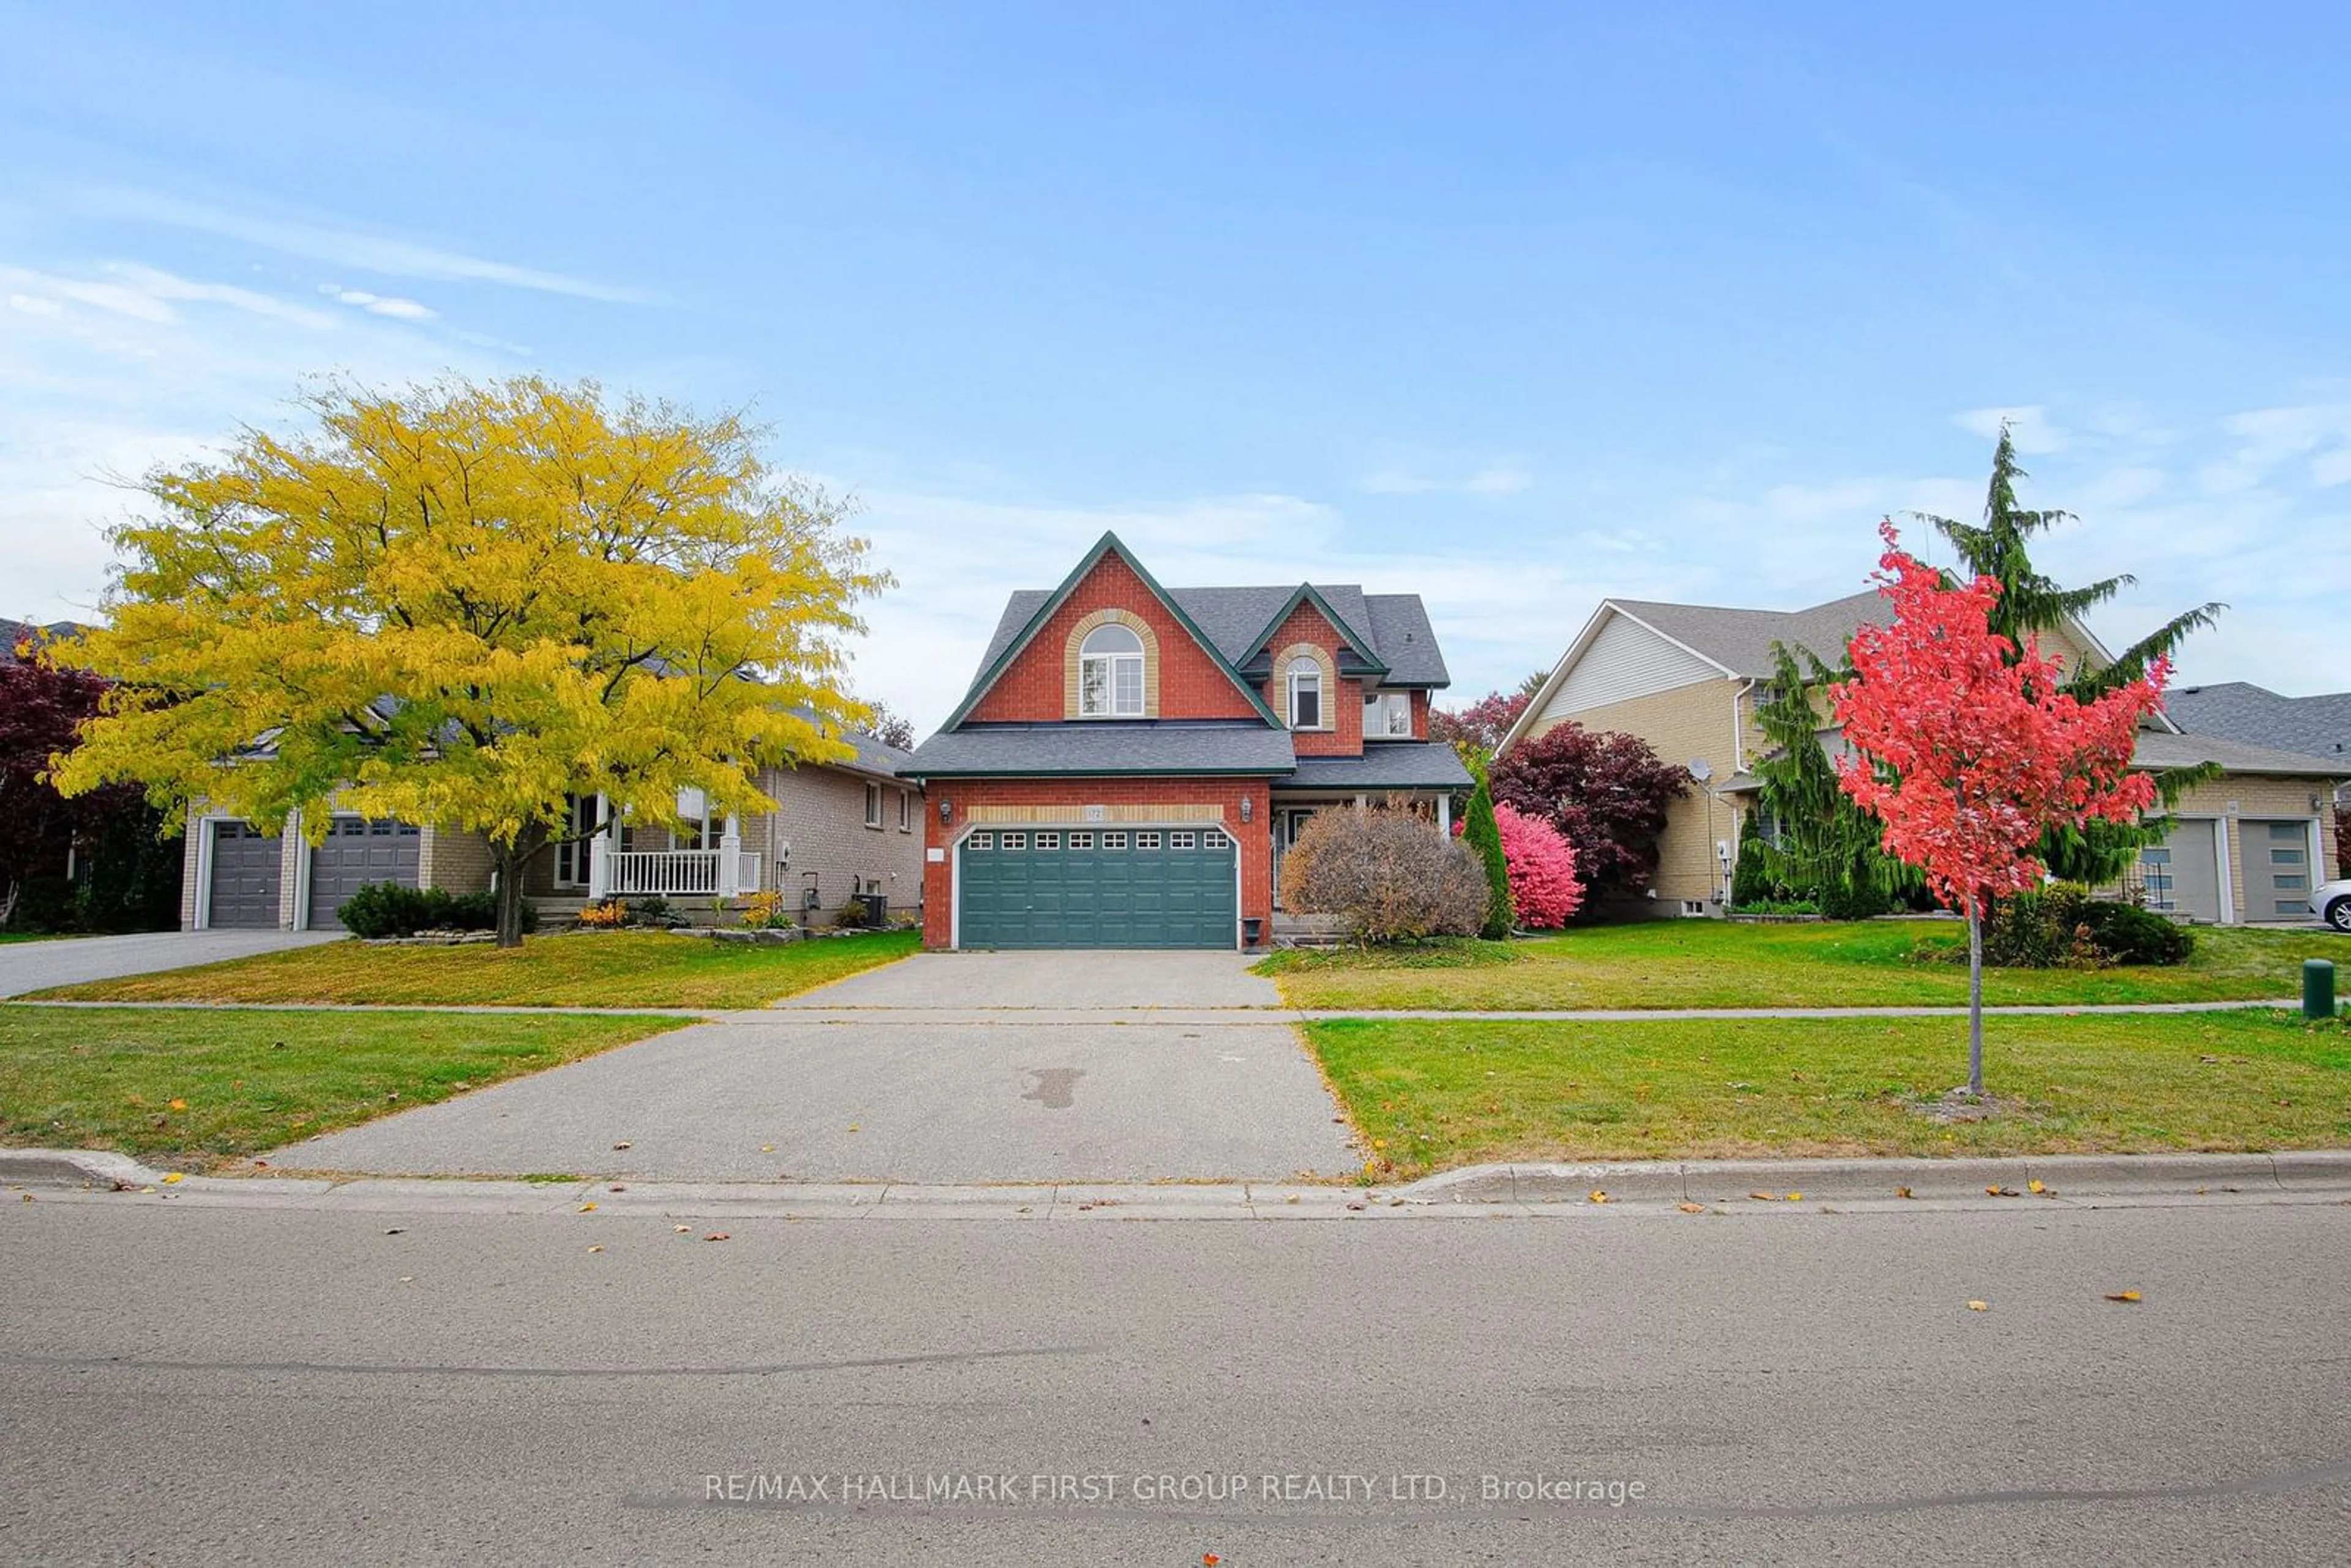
xmin=553 ymin=793 xmax=599 ymax=888
xmin=1272 ymin=809 xmax=1317 ymax=910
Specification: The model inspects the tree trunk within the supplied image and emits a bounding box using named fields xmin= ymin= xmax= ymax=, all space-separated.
xmin=490 ymin=823 xmax=549 ymax=950
xmin=1967 ymin=897 xmax=1985 ymax=1098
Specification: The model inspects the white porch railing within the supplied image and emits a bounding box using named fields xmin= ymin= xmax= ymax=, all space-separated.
xmin=588 ymin=825 xmax=757 ymax=900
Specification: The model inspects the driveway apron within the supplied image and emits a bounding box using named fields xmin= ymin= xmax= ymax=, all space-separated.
xmin=275 ymin=951 xmax=1362 ymax=1182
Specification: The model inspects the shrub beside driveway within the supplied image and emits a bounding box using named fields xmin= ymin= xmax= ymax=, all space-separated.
xmin=29 ymin=929 xmax=921 ymax=1010
xmin=0 ymin=1007 xmax=688 ymax=1168
xmin=1256 ymin=921 xmax=2344 ymax=1012
xmin=1314 ymin=1009 xmax=2351 ymax=1177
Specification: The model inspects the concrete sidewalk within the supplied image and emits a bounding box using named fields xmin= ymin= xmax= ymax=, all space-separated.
xmin=10 ymin=1148 xmax=2349 ymax=1219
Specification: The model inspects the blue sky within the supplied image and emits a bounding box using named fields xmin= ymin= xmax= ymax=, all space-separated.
xmin=5 ymin=2 xmax=2346 ymax=729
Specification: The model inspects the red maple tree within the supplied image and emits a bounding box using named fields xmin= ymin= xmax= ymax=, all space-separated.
xmin=1831 ymin=523 xmax=2166 ymax=1097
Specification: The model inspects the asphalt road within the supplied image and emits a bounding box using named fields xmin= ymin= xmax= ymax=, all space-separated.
xmin=5 ymin=1195 xmax=2349 ymax=1565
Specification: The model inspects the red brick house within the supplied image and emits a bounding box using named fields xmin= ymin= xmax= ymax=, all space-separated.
xmin=903 ymin=533 xmax=1470 ymax=949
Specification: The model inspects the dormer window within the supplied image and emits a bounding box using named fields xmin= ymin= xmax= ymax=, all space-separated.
xmin=1079 ymin=623 xmax=1146 ymax=717
xmin=1287 ymin=656 xmax=1323 ymax=730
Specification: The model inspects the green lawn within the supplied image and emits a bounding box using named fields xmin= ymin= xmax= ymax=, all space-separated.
xmin=1259 ymin=920 xmax=2344 ymax=1012
xmin=0 ymin=1006 xmax=688 ymax=1167
xmin=29 ymin=928 xmax=922 ymax=1009
xmin=1313 ymin=1009 xmax=2351 ymax=1175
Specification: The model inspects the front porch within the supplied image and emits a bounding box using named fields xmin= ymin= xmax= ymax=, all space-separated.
xmin=1270 ymin=787 xmax=1458 ymax=913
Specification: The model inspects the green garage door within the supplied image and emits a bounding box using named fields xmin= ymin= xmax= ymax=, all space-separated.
xmin=959 ymin=826 xmax=1237 ymax=949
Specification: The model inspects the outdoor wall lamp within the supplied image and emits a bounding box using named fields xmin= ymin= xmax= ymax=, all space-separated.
xmin=1240 ymin=796 xmax=1253 ymax=824
xmin=937 ymin=798 xmax=953 ymax=825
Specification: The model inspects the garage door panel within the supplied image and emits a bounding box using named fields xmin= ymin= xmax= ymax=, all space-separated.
xmin=307 ymin=817 xmax=422 ymax=929
xmin=959 ymin=826 xmax=1235 ymax=949
xmin=207 ymin=820 xmax=283 ymax=929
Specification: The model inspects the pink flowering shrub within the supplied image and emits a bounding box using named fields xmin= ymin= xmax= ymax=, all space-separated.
xmin=1493 ymin=802 xmax=1583 ymax=928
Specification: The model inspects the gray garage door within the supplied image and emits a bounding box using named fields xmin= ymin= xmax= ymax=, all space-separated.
xmin=959 ymin=826 xmax=1237 ymax=949
xmin=207 ymin=820 xmax=284 ymax=929
xmin=2140 ymin=819 xmax=2221 ymax=923
xmin=307 ymin=816 xmax=422 ymax=929
xmin=2243 ymin=819 xmax=2315 ymax=922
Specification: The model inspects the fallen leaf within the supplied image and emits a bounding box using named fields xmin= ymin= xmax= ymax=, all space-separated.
xmin=587 ymin=1245 xmax=605 ymax=1254
xmin=1895 ymin=1186 xmax=1915 ymax=1199
xmin=703 ymin=1232 xmax=730 ymax=1242
xmin=608 ymin=1184 xmax=626 ymax=1193
xmin=168 ymin=1098 xmax=187 ymax=1111
xmin=1987 ymin=1185 xmax=2020 ymax=1197
xmin=398 ymin=1275 xmax=413 ymax=1283
xmin=1967 ymin=1300 xmax=1989 ymax=1311
xmin=2027 ymin=1179 xmax=2047 ymax=1195
xmin=1588 ymin=1190 xmax=1611 ymax=1204
xmin=612 ymin=1141 xmax=633 ymax=1150
xmin=673 ymin=1224 xmax=692 ymax=1232
xmin=252 ymin=1160 xmax=269 ymax=1169
xmin=848 ymin=1123 xmax=861 ymax=1133
xmin=160 ymin=1172 xmax=184 ymax=1185
xmin=20 ymin=1193 xmax=33 ymax=1203
xmin=2104 ymin=1291 xmax=2143 ymax=1304
xmin=760 ymin=1144 xmax=774 ymax=1153
xmin=1748 ymin=1191 xmax=1777 ymax=1201
xmin=383 ymin=1227 xmax=405 ymax=1236
xmin=1677 ymin=1201 xmax=1706 ymax=1214
xmin=1346 ymin=1201 xmax=1367 ymax=1211
xmin=1786 ymin=1191 xmax=1802 ymax=1202
xmin=577 ymin=1202 xmax=597 ymax=1212
xmin=1205 ymin=1555 xmax=1221 ymax=1566
xmin=1284 ymin=1195 xmax=1301 ymax=1205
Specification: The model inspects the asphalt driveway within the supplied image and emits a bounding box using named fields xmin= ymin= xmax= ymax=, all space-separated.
xmin=277 ymin=951 xmax=1361 ymax=1182
xmin=0 ymin=930 xmax=339 ymax=997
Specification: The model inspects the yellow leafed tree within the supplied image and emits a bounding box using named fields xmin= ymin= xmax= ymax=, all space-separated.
xmin=51 ymin=375 xmax=890 ymax=945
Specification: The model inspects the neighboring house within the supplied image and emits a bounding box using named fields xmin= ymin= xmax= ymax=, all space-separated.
xmin=178 ymin=725 xmax=924 ymax=932
xmin=901 ymin=531 xmax=1471 ymax=950
xmin=2168 ymin=682 xmax=2351 ymax=803
xmin=1502 ymin=594 xmax=2347 ymax=926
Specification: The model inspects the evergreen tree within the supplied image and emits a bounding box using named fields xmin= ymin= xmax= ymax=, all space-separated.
xmin=1749 ymin=642 xmax=1911 ymax=916
xmin=1461 ymin=764 xmax=1515 ymax=940
xmin=1914 ymin=425 xmax=2224 ymax=885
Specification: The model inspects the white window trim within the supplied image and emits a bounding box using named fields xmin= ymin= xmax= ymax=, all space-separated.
xmin=898 ymin=789 xmax=911 ymax=832
xmin=1079 ymin=625 xmax=1147 ymax=718
xmin=863 ymin=780 xmax=883 ymax=830
xmin=1363 ymin=688 xmax=1412 ymax=738
xmin=1287 ymin=660 xmax=1324 ymax=731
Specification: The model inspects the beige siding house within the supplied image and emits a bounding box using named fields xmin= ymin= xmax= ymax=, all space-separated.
xmin=181 ymin=727 xmax=924 ymax=932
xmin=1501 ymin=594 xmax=2345 ymax=926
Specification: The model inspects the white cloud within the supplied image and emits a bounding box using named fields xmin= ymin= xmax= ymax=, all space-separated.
xmin=81 ymin=186 xmax=647 ymax=303
xmin=0 ymin=261 xmax=340 ymax=328
xmin=320 ymin=283 xmax=438 ymax=321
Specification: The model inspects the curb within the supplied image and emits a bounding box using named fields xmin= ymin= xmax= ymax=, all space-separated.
xmin=0 ymin=1149 xmax=164 ymax=1190
xmin=1395 ymin=1150 xmax=2351 ymax=1206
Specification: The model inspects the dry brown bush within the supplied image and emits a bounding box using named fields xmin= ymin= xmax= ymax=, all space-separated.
xmin=1280 ymin=798 xmax=1487 ymax=943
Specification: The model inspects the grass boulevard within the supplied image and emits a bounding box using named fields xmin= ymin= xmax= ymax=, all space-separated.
xmin=2 ymin=921 xmax=2342 ymax=1176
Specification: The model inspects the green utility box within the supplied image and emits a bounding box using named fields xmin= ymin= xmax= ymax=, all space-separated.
xmin=2306 ymin=959 xmax=2337 ymax=1021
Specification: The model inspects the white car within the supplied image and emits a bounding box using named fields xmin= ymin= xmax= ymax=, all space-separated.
xmin=2314 ymin=877 xmax=2351 ymax=932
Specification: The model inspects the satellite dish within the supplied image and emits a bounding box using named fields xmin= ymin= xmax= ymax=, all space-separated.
xmin=1688 ymin=759 xmax=1713 ymax=782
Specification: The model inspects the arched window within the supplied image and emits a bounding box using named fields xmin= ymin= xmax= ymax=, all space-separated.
xmin=1079 ymin=623 xmax=1146 ymax=716
xmin=1286 ymin=655 xmax=1323 ymax=730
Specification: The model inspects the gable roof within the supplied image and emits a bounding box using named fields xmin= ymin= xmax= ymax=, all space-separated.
xmin=2129 ymin=727 xmax=2351 ymax=780
xmin=2 ymin=618 xmax=95 ymax=665
xmin=1505 ymin=584 xmax=2184 ymax=757
xmin=942 ymin=532 xmax=1280 ymax=731
xmin=969 ymin=583 xmax=1453 ymax=689
xmin=947 ymin=535 xmax=1457 ymax=733
xmin=2167 ymin=681 xmax=2351 ymax=768
xmin=1603 ymin=591 xmax=1892 ymax=681
xmin=1229 ymin=583 xmax=1388 ymax=678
